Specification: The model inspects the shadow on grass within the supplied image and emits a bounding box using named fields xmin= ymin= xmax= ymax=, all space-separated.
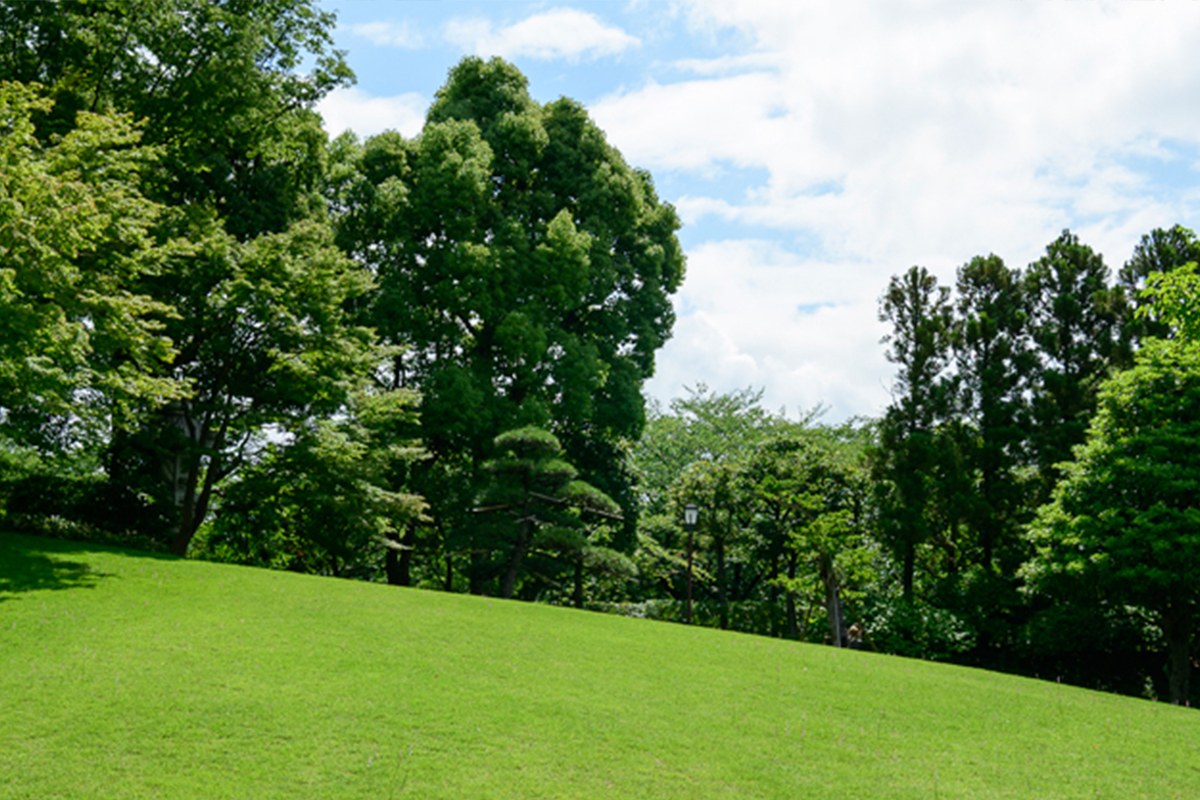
xmin=0 ymin=533 xmax=111 ymax=601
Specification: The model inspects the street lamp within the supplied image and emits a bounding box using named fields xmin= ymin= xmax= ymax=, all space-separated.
xmin=683 ymin=503 xmax=699 ymax=625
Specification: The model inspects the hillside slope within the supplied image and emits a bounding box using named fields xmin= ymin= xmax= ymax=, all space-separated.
xmin=2 ymin=532 xmax=1196 ymax=799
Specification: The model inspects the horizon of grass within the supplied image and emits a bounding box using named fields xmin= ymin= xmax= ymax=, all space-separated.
xmin=2 ymin=531 xmax=1198 ymax=799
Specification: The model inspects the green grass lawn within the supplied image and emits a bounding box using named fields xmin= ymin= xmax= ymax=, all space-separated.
xmin=2 ymin=532 xmax=1197 ymax=799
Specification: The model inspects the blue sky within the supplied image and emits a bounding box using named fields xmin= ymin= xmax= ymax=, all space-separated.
xmin=317 ymin=0 xmax=1200 ymax=421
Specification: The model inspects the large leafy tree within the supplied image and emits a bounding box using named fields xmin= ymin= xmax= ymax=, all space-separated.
xmin=0 ymin=0 xmax=352 ymax=239
xmin=741 ymin=438 xmax=866 ymax=643
xmin=1025 ymin=335 xmax=1200 ymax=705
xmin=0 ymin=2 xmax=383 ymax=557
xmin=340 ymin=57 xmax=685 ymax=560
xmin=627 ymin=385 xmax=804 ymax=627
xmin=121 ymin=220 xmax=380 ymax=556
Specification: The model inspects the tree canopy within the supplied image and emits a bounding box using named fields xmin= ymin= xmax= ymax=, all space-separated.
xmin=0 ymin=82 xmax=180 ymax=422
xmin=1025 ymin=335 xmax=1200 ymax=704
xmin=338 ymin=56 xmax=686 ymax=555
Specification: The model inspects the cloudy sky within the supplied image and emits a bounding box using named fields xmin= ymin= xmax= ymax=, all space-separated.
xmin=317 ymin=0 xmax=1200 ymax=422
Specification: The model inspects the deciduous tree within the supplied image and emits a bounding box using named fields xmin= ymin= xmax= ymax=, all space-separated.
xmin=0 ymin=82 xmax=181 ymax=434
xmin=1025 ymin=336 xmax=1200 ymax=705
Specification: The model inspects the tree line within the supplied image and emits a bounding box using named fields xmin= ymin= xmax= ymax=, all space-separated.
xmin=1 ymin=1 xmax=1196 ymax=707
xmin=623 ymin=230 xmax=1200 ymax=707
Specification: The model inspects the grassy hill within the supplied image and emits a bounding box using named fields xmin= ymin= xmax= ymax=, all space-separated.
xmin=2 ymin=532 xmax=1197 ymax=799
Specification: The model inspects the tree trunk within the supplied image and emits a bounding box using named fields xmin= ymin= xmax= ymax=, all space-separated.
xmin=1162 ymin=605 xmax=1192 ymax=706
xmin=821 ymin=552 xmax=845 ymax=647
xmin=385 ymin=538 xmax=400 ymax=585
xmin=785 ymin=552 xmax=799 ymax=640
xmin=500 ymin=512 xmax=531 ymax=600
xmin=573 ymin=561 xmax=584 ymax=610
xmin=398 ymin=526 xmax=414 ymax=586
xmin=444 ymin=552 xmax=454 ymax=592
xmin=169 ymin=453 xmax=202 ymax=557
xmin=716 ymin=536 xmax=728 ymax=630
xmin=902 ymin=539 xmax=915 ymax=601
xmin=170 ymin=449 xmax=221 ymax=557
xmin=468 ymin=552 xmax=485 ymax=595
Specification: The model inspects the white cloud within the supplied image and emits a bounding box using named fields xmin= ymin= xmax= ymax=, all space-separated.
xmin=445 ymin=8 xmax=639 ymax=61
xmin=348 ymin=21 xmax=423 ymax=48
xmin=591 ymin=0 xmax=1200 ymax=417
xmin=644 ymin=240 xmax=892 ymax=420
xmin=317 ymin=88 xmax=427 ymax=139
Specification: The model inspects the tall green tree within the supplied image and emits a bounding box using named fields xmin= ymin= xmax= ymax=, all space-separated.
xmin=741 ymin=438 xmax=866 ymax=643
xmin=1119 ymin=225 xmax=1200 ymax=343
xmin=114 ymin=220 xmax=380 ymax=555
xmin=1024 ymin=230 xmax=1126 ymax=500
xmin=627 ymin=385 xmax=805 ymax=628
xmin=873 ymin=266 xmax=955 ymax=600
xmin=1025 ymin=336 xmax=1200 ymax=705
xmin=952 ymin=255 xmax=1032 ymax=572
xmin=0 ymin=1 xmax=382 ymax=556
xmin=339 ymin=57 xmax=685 ymax=564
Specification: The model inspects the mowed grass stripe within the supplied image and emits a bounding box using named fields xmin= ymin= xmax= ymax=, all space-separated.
xmin=1 ymin=532 xmax=1196 ymax=799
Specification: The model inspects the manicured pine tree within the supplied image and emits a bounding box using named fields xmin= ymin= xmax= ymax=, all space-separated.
xmin=476 ymin=427 xmax=624 ymax=602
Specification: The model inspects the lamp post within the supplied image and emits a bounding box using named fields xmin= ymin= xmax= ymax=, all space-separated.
xmin=683 ymin=503 xmax=698 ymax=625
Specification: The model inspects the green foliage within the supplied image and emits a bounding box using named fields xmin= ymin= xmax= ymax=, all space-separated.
xmin=476 ymin=427 xmax=626 ymax=602
xmin=117 ymin=217 xmax=382 ymax=555
xmin=1120 ymin=225 xmax=1200 ymax=342
xmin=193 ymin=389 xmax=426 ymax=576
xmin=633 ymin=384 xmax=800 ymax=517
xmin=1138 ymin=260 xmax=1200 ymax=340
xmin=0 ymin=3 xmax=390 ymax=563
xmin=0 ymin=82 xmax=181 ymax=422
xmin=340 ymin=56 xmax=686 ymax=553
xmin=873 ymin=266 xmax=955 ymax=600
xmin=0 ymin=0 xmax=353 ymax=238
xmin=741 ymin=437 xmax=872 ymax=642
xmin=1024 ymin=230 xmax=1128 ymax=498
xmin=952 ymin=255 xmax=1033 ymax=572
xmin=1024 ymin=337 xmax=1200 ymax=704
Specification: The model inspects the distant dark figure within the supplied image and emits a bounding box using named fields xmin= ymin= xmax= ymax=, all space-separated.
xmin=847 ymin=623 xmax=865 ymax=650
